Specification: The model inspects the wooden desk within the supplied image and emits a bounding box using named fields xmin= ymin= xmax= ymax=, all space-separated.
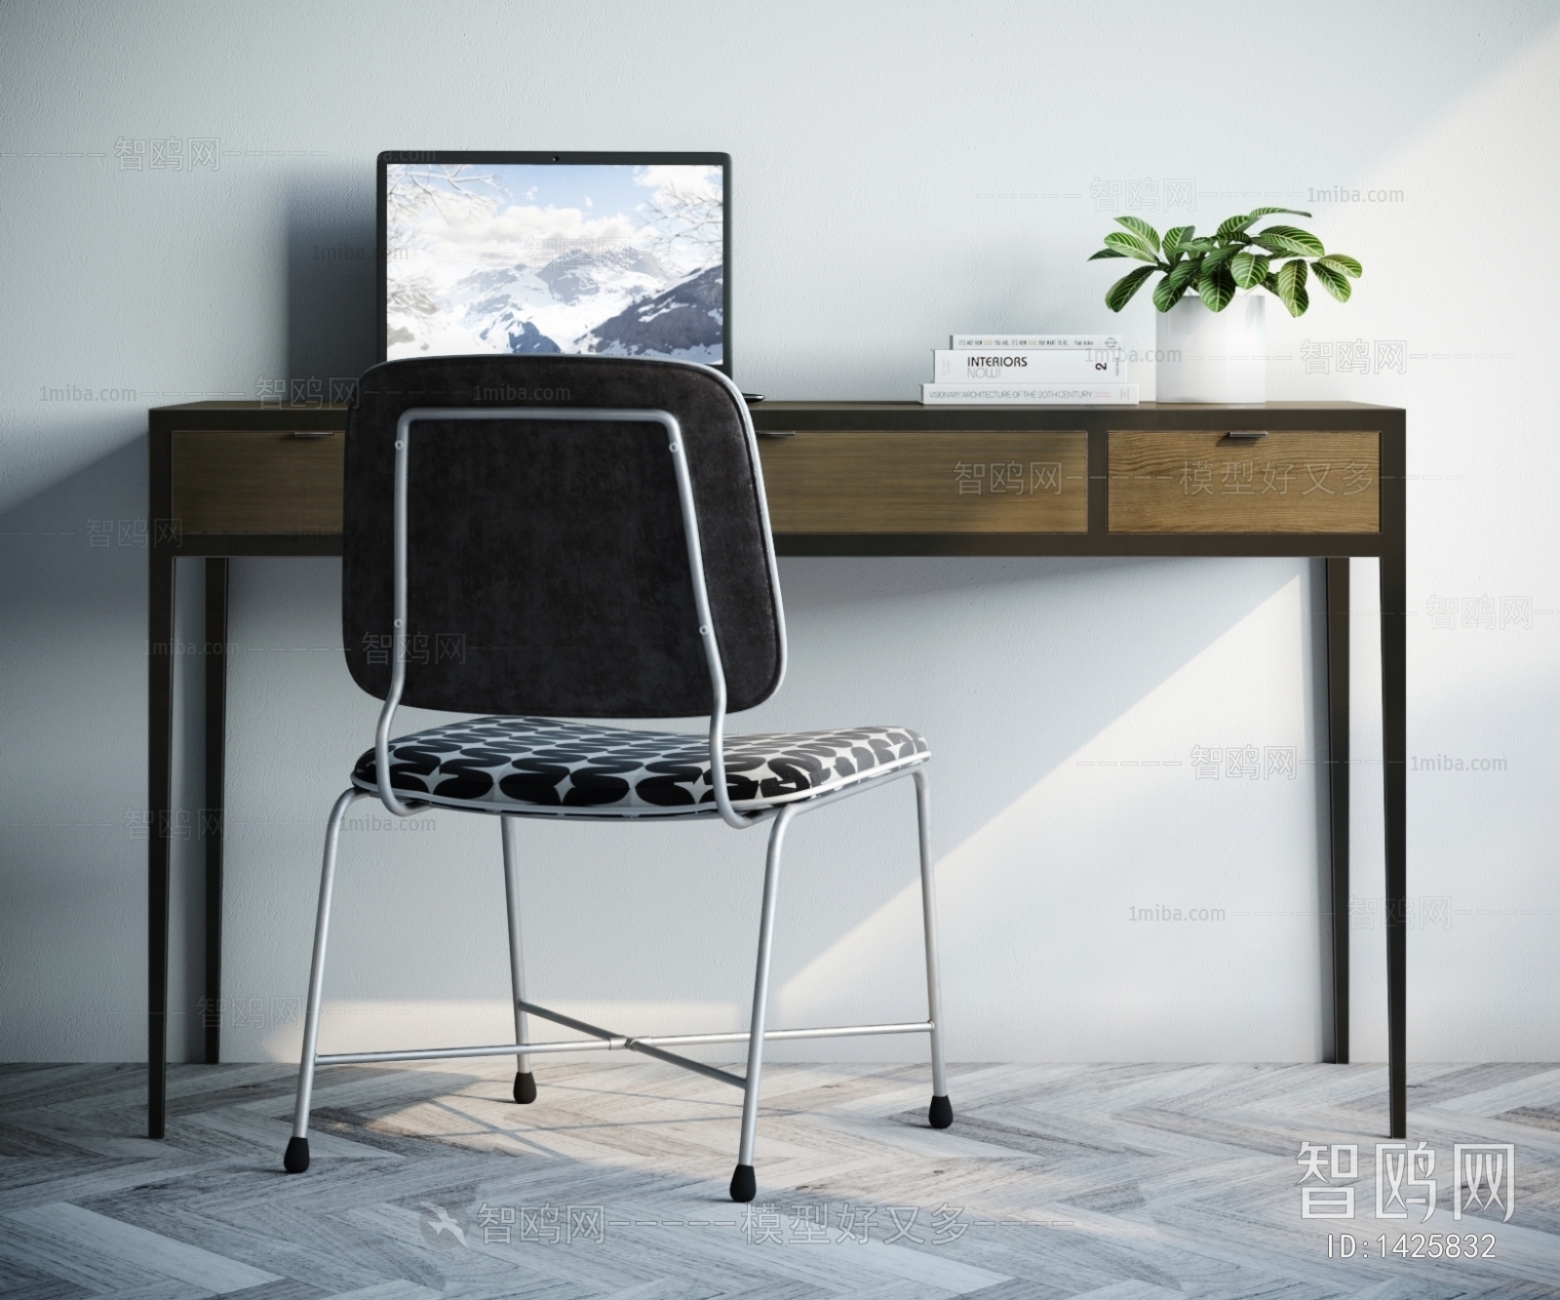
xmin=147 ymin=399 xmax=1407 ymax=1138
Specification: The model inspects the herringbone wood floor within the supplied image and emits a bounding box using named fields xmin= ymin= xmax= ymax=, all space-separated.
xmin=2 ymin=1060 xmax=1559 ymax=1298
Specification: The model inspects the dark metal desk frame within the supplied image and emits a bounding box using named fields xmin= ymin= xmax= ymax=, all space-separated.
xmin=147 ymin=399 xmax=1406 ymax=1139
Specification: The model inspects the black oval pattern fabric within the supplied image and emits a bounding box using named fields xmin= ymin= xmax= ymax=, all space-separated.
xmin=350 ymin=717 xmax=930 ymax=817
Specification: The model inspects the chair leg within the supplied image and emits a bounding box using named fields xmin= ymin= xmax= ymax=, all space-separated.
xmin=283 ymin=788 xmax=362 ymax=1174
xmin=500 ymin=815 xmax=536 ymax=1104
xmin=913 ymin=768 xmax=953 ymax=1129
xmin=730 ymin=803 xmax=798 ymax=1203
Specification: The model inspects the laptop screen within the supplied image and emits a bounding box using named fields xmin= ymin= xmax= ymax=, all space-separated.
xmin=379 ymin=152 xmax=730 ymax=374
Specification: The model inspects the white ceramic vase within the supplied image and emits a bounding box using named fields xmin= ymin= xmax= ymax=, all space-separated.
xmin=1155 ymin=293 xmax=1266 ymax=403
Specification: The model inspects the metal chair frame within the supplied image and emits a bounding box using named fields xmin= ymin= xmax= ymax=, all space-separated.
xmin=284 ymin=397 xmax=951 ymax=1201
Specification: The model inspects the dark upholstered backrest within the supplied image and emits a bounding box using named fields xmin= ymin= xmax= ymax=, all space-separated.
xmin=342 ymin=356 xmax=785 ymax=717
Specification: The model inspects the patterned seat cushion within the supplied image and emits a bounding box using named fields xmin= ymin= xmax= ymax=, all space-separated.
xmin=351 ymin=717 xmax=930 ymax=817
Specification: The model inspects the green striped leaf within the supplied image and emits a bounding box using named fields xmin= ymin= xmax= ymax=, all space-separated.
xmin=1216 ymin=208 xmax=1312 ymax=239
xmin=1176 ymin=238 xmax=1218 ymax=254
xmin=1202 ymin=244 xmax=1240 ymax=271
xmin=1089 ymin=248 xmax=1129 ymax=260
xmin=1230 ymin=251 xmax=1270 ymax=289
xmin=1256 ymin=224 xmax=1325 ymax=257
xmin=1317 ymin=253 xmax=1363 ymax=277
xmin=1167 ymin=257 xmax=1201 ymax=290
xmin=1104 ymin=265 xmax=1156 ymax=312
xmin=1163 ymin=225 xmax=1196 ymax=254
xmin=1114 ymin=215 xmax=1161 ymax=252
xmin=1276 ymin=258 xmax=1310 ymax=316
xmin=1311 ymin=260 xmax=1352 ymax=302
xmin=1197 ymin=265 xmax=1237 ymax=311
xmin=1153 ymin=258 xmax=1200 ymax=310
xmin=1255 ymin=233 xmax=1313 ymax=258
xmin=1103 ymin=231 xmax=1160 ymax=262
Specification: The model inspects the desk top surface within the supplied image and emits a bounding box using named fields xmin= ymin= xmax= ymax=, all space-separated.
xmin=151 ymin=399 xmax=1400 ymax=412
xmin=149 ymin=399 xmax=1404 ymax=435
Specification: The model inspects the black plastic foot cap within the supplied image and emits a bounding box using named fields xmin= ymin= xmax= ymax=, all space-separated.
xmin=283 ymin=1136 xmax=310 ymax=1174
xmin=928 ymin=1095 xmax=953 ymax=1129
xmin=513 ymin=1071 xmax=537 ymax=1105
xmin=729 ymin=1163 xmax=756 ymax=1203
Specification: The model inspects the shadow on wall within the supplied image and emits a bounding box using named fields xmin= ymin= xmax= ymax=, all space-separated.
xmin=762 ymin=554 xmax=1324 ymax=844
xmin=0 ymin=436 xmax=177 ymax=1061
xmin=762 ymin=558 xmax=1335 ymax=1060
xmin=211 ymin=553 xmax=1322 ymax=1029
xmin=285 ymin=181 xmax=381 ymax=393
xmin=508 ymin=554 xmax=1330 ymax=1006
xmin=0 ymin=434 xmax=146 ymax=609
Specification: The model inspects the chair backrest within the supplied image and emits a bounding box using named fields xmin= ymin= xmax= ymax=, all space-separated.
xmin=342 ymin=356 xmax=785 ymax=718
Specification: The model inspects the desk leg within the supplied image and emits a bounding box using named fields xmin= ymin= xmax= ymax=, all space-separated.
xmin=1325 ymin=558 xmax=1350 ymax=1065
xmin=203 ymin=559 xmax=229 ymax=1065
xmin=148 ymin=551 xmax=176 ymax=1139
xmin=1381 ymin=550 xmax=1408 ymax=1139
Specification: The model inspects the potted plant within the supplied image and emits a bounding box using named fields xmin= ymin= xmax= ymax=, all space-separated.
xmin=1089 ymin=208 xmax=1362 ymax=403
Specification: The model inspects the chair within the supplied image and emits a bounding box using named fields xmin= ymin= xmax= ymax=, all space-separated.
xmin=282 ymin=355 xmax=952 ymax=1201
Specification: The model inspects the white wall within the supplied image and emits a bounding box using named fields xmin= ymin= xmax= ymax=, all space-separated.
xmin=2 ymin=0 xmax=1557 ymax=1067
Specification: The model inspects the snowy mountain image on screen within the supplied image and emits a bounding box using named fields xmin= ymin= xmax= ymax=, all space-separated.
xmin=385 ymin=162 xmax=723 ymax=364
xmin=450 ymin=246 xmax=677 ymax=356
xmin=579 ymin=264 xmax=723 ymax=362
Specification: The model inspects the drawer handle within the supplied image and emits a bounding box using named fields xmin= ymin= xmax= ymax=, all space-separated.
xmin=1221 ymin=430 xmax=1267 ymax=442
xmin=290 ymin=430 xmax=339 ymax=439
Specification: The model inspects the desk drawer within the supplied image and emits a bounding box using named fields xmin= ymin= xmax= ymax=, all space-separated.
xmin=759 ymin=430 xmax=1087 ymax=533
xmin=1108 ymin=430 xmax=1379 ymax=533
xmin=172 ymin=429 xmax=344 ymax=534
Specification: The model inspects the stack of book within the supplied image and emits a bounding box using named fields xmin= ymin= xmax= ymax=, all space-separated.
xmin=921 ymin=334 xmax=1139 ymax=405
